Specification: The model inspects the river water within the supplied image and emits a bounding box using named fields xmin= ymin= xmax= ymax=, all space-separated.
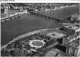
xmin=1 ymin=6 xmax=79 ymax=45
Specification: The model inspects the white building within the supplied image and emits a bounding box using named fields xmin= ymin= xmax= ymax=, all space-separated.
xmin=71 ymin=14 xmax=79 ymax=21
xmin=65 ymin=25 xmax=79 ymax=31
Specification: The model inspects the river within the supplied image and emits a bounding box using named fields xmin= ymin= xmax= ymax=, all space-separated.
xmin=1 ymin=6 xmax=79 ymax=45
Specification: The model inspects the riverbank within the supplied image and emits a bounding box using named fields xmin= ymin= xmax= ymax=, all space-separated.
xmin=1 ymin=10 xmax=28 ymax=22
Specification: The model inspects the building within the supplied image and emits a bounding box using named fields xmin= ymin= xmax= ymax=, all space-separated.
xmin=1 ymin=3 xmax=10 ymax=14
xmin=71 ymin=14 xmax=79 ymax=21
